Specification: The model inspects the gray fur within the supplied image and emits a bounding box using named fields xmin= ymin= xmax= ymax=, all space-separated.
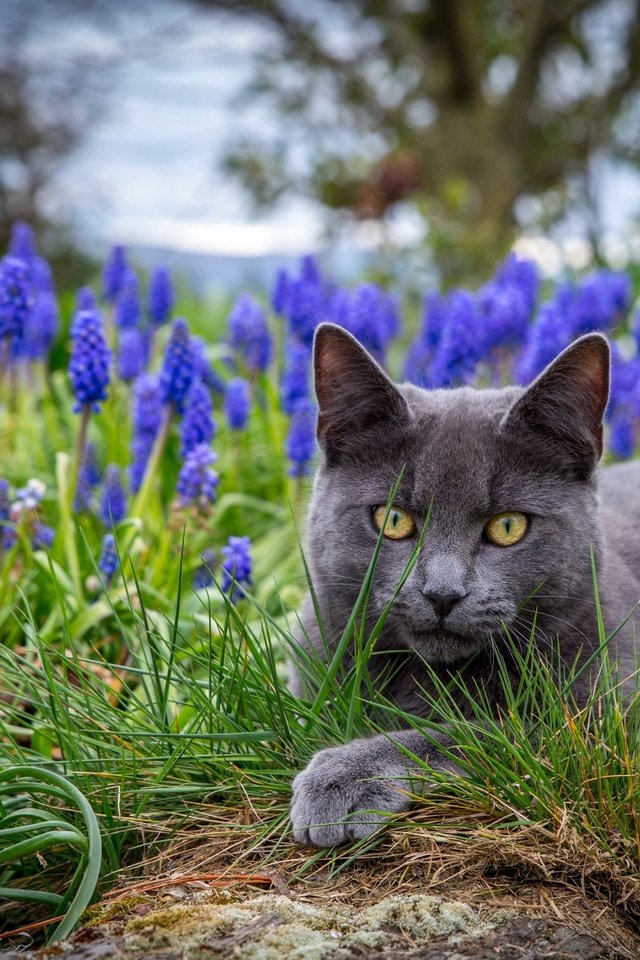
xmin=290 ymin=324 xmax=640 ymax=846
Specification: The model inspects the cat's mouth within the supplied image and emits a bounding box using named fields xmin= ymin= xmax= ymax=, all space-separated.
xmin=408 ymin=625 xmax=489 ymax=664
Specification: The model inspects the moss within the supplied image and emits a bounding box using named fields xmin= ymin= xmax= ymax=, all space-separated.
xmin=84 ymin=895 xmax=150 ymax=926
xmin=115 ymin=892 xmax=504 ymax=959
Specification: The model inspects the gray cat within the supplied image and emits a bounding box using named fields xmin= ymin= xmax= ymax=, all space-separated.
xmin=290 ymin=322 xmax=640 ymax=847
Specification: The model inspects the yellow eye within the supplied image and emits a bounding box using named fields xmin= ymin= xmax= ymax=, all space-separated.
xmin=484 ymin=512 xmax=528 ymax=547
xmin=373 ymin=505 xmax=417 ymax=540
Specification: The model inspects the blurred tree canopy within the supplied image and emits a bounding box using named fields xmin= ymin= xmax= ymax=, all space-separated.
xmin=199 ymin=0 xmax=640 ymax=281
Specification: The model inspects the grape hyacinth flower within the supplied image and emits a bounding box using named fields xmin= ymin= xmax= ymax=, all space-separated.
xmin=75 ymin=286 xmax=97 ymax=312
xmin=271 ymin=267 xmax=289 ymax=315
xmin=23 ymin=292 xmax=59 ymax=360
xmin=404 ymin=293 xmax=448 ymax=387
xmin=331 ymin=283 xmax=399 ymax=361
xmin=609 ymin=411 xmax=635 ymax=460
xmin=8 ymin=221 xmax=37 ymax=266
xmin=193 ymin=548 xmax=216 ymax=590
xmin=148 ymin=266 xmax=174 ymax=326
xmin=221 ymin=535 xmax=252 ymax=600
xmin=0 ymin=479 xmax=13 ymax=551
xmin=224 ymin=377 xmax=251 ymax=430
xmin=280 ymin=340 xmax=311 ymax=413
xmin=0 ymin=256 xmax=31 ymax=350
xmin=98 ymin=534 xmax=119 ymax=583
xmin=228 ymin=293 xmax=272 ymax=374
xmin=117 ymin=327 xmax=147 ymax=382
xmin=159 ymin=317 xmax=194 ymax=413
xmin=570 ymin=270 xmax=631 ymax=336
xmin=33 ymin=523 xmax=55 ymax=550
xmin=100 ymin=465 xmax=127 ymax=526
xmin=102 ymin=245 xmax=128 ymax=303
xmin=74 ymin=442 xmax=101 ymax=512
xmin=516 ymin=285 xmax=574 ymax=384
xmin=430 ymin=290 xmax=480 ymax=387
xmin=287 ymin=398 xmax=317 ymax=477
xmin=191 ymin=335 xmax=224 ymax=394
xmin=114 ymin=269 xmax=141 ymax=329
xmin=130 ymin=374 xmax=162 ymax=494
xmin=180 ymin=378 xmax=215 ymax=457
xmin=69 ymin=309 xmax=111 ymax=412
xmin=176 ymin=443 xmax=219 ymax=507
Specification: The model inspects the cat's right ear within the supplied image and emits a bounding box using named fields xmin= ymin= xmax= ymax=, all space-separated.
xmin=313 ymin=323 xmax=411 ymax=464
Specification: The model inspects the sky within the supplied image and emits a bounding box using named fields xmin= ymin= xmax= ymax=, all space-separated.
xmin=15 ymin=0 xmax=640 ymax=274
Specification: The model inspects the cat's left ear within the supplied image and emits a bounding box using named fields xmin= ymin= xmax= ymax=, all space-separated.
xmin=503 ymin=334 xmax=610 ymax=478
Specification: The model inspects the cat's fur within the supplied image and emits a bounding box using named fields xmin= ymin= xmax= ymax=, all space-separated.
xmin=290 ymin=323 xmax=640 ymax=847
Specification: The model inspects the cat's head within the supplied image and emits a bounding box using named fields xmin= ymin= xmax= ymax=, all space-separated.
xmin=307 ymin=323 xmax=610 ymax=664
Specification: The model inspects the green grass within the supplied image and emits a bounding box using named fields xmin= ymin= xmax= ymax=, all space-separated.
xmin=1 ymin=522 xmax=638 ymax=939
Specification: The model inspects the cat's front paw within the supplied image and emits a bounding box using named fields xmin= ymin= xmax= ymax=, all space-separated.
xmin=291 ymin=737 xmax=412 ymax=847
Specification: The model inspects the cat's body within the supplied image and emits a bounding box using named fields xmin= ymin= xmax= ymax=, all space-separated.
xmin=290 ymin=325 xmax=640 ymax=847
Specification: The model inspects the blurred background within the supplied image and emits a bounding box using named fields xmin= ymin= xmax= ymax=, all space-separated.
xmin=3 ymin=0 xmax=640 ymax=292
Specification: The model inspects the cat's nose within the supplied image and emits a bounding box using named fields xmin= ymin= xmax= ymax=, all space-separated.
xmin=422 ymin=589 xmax=468 ymax=619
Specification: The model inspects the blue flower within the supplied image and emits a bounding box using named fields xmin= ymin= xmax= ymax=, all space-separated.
xmin=404 ymin=293 xmax=448 ymax=387
xmin=180 ymin=378 xmax=216 ymax=457
xmin=8 ymin=222 xmax=37 ymax=266
xmin=0 ymin=256 xmax=31 ymax=345
xmin=193 ymin=548 xmax=216 ymax=589
xmin=99 ymin=464 xmax=127 ymax=526
xmin=515 ymin=285 xmax=574 ymax=384
xmin=569 ymin=270 xmax=631 ymax=337
xmin=159 ymin=318 xmax=194 ymax=413
xmin=33 ymin=523 xmax=55 ymax=550
xmin=287 ymin=398 xmax=317 ymax=477
xmin=191 ymin=335 xmax=224 ymax=394
xmin=494 ymin=254 xmax=539 ymax=316
xmin=117 ymin=327 xmax=147 ymax=382
xmin=114 ymin=269 xmax=141 ymax=329
xmin=102 ymin=245 xmax=128 ymax=303
xmin=75 ymin=287 xmax=97 ymax=312
xmin=477 ymin=276 xmax=530 ymax=356
xmin=98 ymin=533 xmax=119 ymax=582
xmin=271 ymin=268 xmax=289 ymax=315
xmin=130 ymin=374 xmax=162 ymax=493
xmin=224 ymin=377 xmax=251 ymax=430
xmin=0 ymin=479 xmax=11 ymax=549
xmin=74 ymin=441 xmax=101 ymax=512
xmin=280 ymin=340 xmax=311 ymax=413
xmin=221 ymin=535 xmax=252 ymax=598
xmin=281 ymin=257 xmax=325 ymax=345
xmin=23 ymin=292 xmax=59 ymax=360
xmin=69 ymin=309 xmax=111 ymax=412
xmin=228 ymin=293 xmax=272 ymax=373
xmin=176 ymin=443 xmax=219 ymax=506
xmin=430 ymin=290 xmax=481 ymax=387
xmin=32 ymin=258 xmax=54 ymax=295
xmin=330 ymin=283 xmax=399 ymax=361
xmin=148 ymin=266 xmax=174 ymax=326
xmin=608 ymin=411 xmax=635 ymax=460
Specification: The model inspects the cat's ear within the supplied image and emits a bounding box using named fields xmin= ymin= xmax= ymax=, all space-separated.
xmin=313 ymin=323 xmax=411 ymax=463
xmin=503 ymin=334 xmax=610 ymax=478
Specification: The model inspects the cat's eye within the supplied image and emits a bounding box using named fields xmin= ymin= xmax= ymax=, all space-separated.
xmin=484 ymin=512 xmax=528 ymax=547
xmin=373 ymin=505 xmax=417 ymax=540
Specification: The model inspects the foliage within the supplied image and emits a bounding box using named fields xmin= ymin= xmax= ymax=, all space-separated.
xmin=205 ymin=0 xmax=640 ymax=279
xmin=0 ymin=222 xmax=639 ymax=938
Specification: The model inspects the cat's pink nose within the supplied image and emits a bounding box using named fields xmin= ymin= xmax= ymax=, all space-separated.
xmin=422 ymin=589 xmax=468 ymax=619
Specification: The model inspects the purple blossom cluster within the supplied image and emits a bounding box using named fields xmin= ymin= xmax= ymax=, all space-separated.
xmin=228 ymin=293 xmax=272 ymax=373
xmin=177 ymin=443 xmax=219 ymax=507
xmin=130 ymin=374 xmax=162 ymax=493
xmin=221 ymin=535 xmax=252 ymax=599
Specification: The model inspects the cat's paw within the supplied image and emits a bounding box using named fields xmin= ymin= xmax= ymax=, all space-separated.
xmin=290 ymin=736 xmax=412 ymax=847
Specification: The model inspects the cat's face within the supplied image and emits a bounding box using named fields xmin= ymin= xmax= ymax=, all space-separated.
xmin=307 ymin=325 xmax=610 ymax=664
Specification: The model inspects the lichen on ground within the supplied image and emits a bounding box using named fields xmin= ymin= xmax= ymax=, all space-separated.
xmin=114 ymin=891 xmax=506 ymax=960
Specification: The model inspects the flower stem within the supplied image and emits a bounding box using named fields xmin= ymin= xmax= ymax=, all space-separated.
xmin=69 ymin=405 xmax=91 ymax=511
xmin=131 ymin=404 xmax=174 ymax=520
